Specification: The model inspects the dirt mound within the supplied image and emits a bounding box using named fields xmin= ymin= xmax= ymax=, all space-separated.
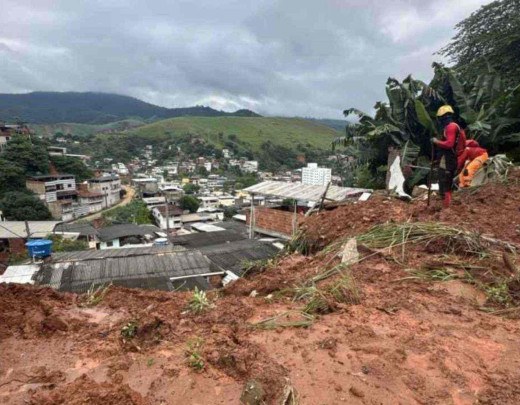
xmin=0 ymin=284 xmax=76 ymax=340
xmin=29 ymin=375 xmax=146 ymax=405
xmin=302 ymin=169 xmax=520 ymax=251
xmin=2 ymin=172 xmax=520 ymax=404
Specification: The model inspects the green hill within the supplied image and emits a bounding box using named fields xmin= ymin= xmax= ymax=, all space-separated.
xmin=0 ymin=92 xmax=260 ymax=124
xmin=124 ymin=116 xmax=339 ymax=151
xmin=30 ymin=119 xmax=148 ymax=138
xmin=87 ymin=116 xmax=340 ymax=171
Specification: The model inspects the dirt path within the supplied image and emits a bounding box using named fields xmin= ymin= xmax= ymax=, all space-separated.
xmin=72 ymin=185 xmax=135 ymax=223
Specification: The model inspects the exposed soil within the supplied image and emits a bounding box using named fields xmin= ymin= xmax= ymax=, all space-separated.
xmin=1 ymin=169 xmax=520 ymax=404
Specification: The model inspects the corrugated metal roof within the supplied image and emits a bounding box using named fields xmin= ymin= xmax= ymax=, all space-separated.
xmin=97 ymin=224 xmax=161 ymax=242
xmin=0 ymin=221 xmax=61 ymax=239
xmin=201 ymin=239 xmax=280 ymax=276
xmin=244 ymin=181 xmax=370 ymax=203
xmin=36 ymin=250 xmax=212 ymax=293
xmin=0 ymin=264 xmax=40 ymax=284
xmin=170 ymin=230 xmax=246 ymax=249
xmin=51 ymin=245 xmax=185 ymax=262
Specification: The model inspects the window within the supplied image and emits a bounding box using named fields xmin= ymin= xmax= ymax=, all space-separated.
xmin=106 ymin=241 xmax=114 ymax=247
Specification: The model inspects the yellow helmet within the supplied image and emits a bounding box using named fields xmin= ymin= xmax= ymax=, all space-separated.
xmin=436 ymin=105 xmax=454 ymax=117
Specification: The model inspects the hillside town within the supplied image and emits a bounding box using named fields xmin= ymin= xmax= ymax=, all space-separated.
xmin=1 ymin=1 xmax=520 ymax=404
xmin=0 ymin=121 xmax=370 ymax=292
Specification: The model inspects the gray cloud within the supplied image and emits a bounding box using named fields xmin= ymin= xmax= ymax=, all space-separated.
xmin=0 ymin=0 xmax=491 ymax=118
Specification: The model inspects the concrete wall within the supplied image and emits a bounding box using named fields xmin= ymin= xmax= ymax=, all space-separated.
xmin=246 ymin=206 xmax=304 ymax=238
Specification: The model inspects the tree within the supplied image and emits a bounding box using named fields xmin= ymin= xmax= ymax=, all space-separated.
xmin=335 ymin=63 xmax=520 ymax=189
xmin=183 ymin=183 xmax=200 ymax=195
xmin=440 ymin=0 xmax=520 ymax=88
xmin=180 ymin=195 xmax=200 ymax=213
xmin=50 ymin=155 xmax=93 ymax=181
xmin=223 ymin=206 xmax=238 ymax=219
xmin=1 ymin=134 xmax=50 ymax=175
xmin=103 ymin=200 xmax=152 ymax=225
xmin=0 ymin=159 xmax=25 ymax=195
xmin=0 ymin=191 xmax=52 ymax=220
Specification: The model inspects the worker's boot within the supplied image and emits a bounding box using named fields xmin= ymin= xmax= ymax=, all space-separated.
xmin=443 ymin=191 xmax=452 ymax=208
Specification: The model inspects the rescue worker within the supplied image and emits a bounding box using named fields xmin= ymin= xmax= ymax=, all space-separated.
xmin=459 ymin=140 xmax=489 ymax=188
xmin=431 ymin=105 xmax=467 ymax=208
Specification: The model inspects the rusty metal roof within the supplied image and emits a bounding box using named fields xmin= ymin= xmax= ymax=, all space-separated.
xmin=244 ymin=181 xmax=370 ymax=203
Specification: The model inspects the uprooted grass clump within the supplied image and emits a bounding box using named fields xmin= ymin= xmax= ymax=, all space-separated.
xmin=250 ymin=311 xmax=315 ymax=330
xmin=296 ymin=274 xmax=360 ymax=315
xmin=81 ymin=283 xmax=111 ymax=307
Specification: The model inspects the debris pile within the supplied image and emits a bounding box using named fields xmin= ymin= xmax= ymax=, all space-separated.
xmin=1 ymin=169 xmax=520 ymax=404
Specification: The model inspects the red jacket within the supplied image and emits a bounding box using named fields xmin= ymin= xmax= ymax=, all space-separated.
xmin=466 ymin=146 xmax=487 ymax=161
xmin=436 ymin=123 xmax=467 ymax=171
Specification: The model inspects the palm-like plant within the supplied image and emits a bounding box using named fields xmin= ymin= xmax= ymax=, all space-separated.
xmin=334 ymin=63 xmax=519 ymax=188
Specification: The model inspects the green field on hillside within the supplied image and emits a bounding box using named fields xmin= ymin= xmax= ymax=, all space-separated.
xmin=122 ymin=116 xmax=340 ymax=151
xmin=31 ymin=118 xmax=147 ymax=138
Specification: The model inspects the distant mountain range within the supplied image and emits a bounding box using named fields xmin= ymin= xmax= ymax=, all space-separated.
xmin=0 ymin=91 xmax=260 ymax=124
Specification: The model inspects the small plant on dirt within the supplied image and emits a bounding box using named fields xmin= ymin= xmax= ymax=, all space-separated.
xmin=147 ymin=358 xmax=155 ymax=367
xmin=251 ymin=311 xmax=314 ymax=330
xmin=185 ymin=338 xmax=205 ymax=371
xmin=120 ymin=321 xmax=138 ymax=339
xmin=188 ymin=287 xmax=212 ymax=313
xmin=485 ymin=282 xmax=512 ymax=306
xmin=82 ymin=283 xmax=111 ymax=307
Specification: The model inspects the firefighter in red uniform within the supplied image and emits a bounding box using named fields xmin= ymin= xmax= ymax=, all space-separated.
xmin=431 ymin=105 xmax=467 ymax=208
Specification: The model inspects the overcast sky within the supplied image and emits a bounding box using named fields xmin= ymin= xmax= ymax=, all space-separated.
xmin=1 ymin=0 xmax=491 ymax=118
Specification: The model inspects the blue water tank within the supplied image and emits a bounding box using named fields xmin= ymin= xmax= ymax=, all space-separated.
xmin=26 ymin=239 xmax=53 ymax=258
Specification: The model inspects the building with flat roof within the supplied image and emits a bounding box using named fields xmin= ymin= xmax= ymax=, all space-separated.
xmin=301 ymin=163 xmax=332 ymax=186
xmin=88 ymin=174 xmax=121 ymax=208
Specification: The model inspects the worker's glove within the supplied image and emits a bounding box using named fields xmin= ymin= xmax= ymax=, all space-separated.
xmin=430 ymin=137 xmax=438 ymax=145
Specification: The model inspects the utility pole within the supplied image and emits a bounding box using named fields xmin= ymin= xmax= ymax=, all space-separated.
xmin=24 ymin=221 xmax=31 ymax=240
xmin=165 ymin=200 xmax=170 ymax=235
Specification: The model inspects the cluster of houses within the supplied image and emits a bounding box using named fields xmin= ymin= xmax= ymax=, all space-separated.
xmin=25 ymin=173 xmax=122 ymax=221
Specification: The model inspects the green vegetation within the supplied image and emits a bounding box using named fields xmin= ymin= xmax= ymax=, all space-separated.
xmin=440 ymin=0 xmax=520 ymax=88
xmin=125 ymin=116 xmax=338 ymax=151
xmin=0 ymin=191 xmax=52 ymax=221
xmin=182 ymin=183 xmax=200 ymax=195
xmin=1 ymin=134 xmax=50 ymax=175
xmin=185 ymin=338 xmax=205 ymax=371
xmin=187 ymin=287 xmax=212 ymax=313
xmin=335 ymin=64 xmax=520 ymax=187
xmin=31 ymin=119 xmax=148 ymax=138
xmin=50 ymin=155 xmax=93 ymax=181
xmin=82 ymin=283 xmax=111 ymax=307
xmin=179 ymin=195 xmax=200 ymax=213
xmin=121 ymin=321 xmax=138 ymax=339
xmin=47 ymin=234 xmax=89 ymax=252
xmin=0 ymin=92 xmax=258 ymax=124
xmin=102 ymin=200 xmax=152 ymax=225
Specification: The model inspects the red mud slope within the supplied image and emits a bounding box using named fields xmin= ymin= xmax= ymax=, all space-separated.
xmin=1 ymin=170 xmax=520 ymax=405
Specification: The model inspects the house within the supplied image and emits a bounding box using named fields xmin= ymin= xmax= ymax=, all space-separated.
xmin=88 ymin=174 xmax=121 ymax=208
xmin=95 ymin=224 xmax=162 ymax=249
xmin=25 ymin=175 xmax=89 ymax=220
xmin=244 ymin=181 xmax=371 ymax=238
xmin=159 ymin=185 xmax=184 ymax=202
xmin=0 ymin=221 xmax=61 ymax=268
xmin=152 ymin=205 xmax=184 ymax=230
xmin=26 ymin=174 xmax=77 ymax=204
xmin=301 ymin=163 xmax=332 ymax=186
xmin=198 ymin=196 xmax=219 ymax=209
xmin=54 ymin=223 xmax=99 ymax=249
xmin=34 ymin=246 xmax=218 ymax=292
xmin=0 ymin=123 xmax=31 ymax=150
xmin=132 ymin=177 xmax=158 ymax=197
xmin=77 ymin=184 xmax=104 ymax=214
xmin=142 ymin=196 xmax=167 ymax=209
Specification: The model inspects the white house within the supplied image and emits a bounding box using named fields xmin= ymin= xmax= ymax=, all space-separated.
xmin=88 ymin=174 xmax=121 ymax=208
xmin=152 ymin=205 xmax=184 ymax=230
